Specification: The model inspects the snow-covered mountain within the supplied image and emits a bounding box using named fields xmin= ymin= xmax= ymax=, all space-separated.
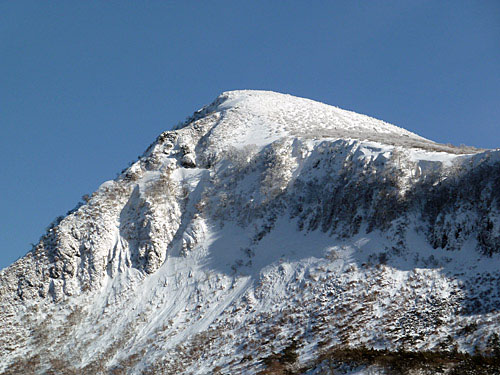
xmin=1 ymin=90 xmax=500 ymax=374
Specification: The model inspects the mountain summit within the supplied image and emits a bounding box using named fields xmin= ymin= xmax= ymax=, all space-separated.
xmin=175 ymin=90 xmax=472 ymax=154
xmin=1 ymin=91 xmax=500 ymax=374
xmin=176 ymin=90 xmax=428 ymax=148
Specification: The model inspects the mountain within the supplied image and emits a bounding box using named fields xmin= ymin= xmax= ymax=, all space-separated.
xmin=1 ymin=90 xmax=500 ymax=374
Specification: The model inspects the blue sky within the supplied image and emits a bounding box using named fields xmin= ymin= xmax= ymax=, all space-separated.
xmin=1 ymin=1 xmax=499 ymax=269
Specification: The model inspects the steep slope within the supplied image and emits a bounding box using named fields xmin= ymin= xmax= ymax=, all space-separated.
xmin=1 ymin=90 xmax=499 ymax=374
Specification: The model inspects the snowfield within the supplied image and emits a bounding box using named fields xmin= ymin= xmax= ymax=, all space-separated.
xmin=1 ymin=90 xmax=499 ymax=374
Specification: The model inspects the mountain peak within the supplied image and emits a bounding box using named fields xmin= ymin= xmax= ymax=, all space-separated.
xmin=174 ymin=90 xmax=479 ymax=155
xmin=217 ymin=89 xmax=426 ymax=144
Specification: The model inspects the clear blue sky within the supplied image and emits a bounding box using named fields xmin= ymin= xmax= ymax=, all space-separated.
xmin=1 ymin=1 xmax=499 ymax=269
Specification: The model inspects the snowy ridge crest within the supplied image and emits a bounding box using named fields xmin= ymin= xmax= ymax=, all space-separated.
xmin=173 ymin=90 xmax=481 ymax=155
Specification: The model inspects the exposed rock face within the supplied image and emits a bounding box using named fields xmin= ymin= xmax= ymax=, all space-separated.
xmin=1 ymin=90 xmax=499 ymax=374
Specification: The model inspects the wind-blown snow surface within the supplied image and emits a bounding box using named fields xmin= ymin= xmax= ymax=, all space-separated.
xmin=1 ymin=90 xmax=499 ymax=374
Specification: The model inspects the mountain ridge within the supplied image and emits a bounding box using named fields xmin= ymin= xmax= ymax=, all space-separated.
xmin=172 ymin=90 xmax=482 ymax=155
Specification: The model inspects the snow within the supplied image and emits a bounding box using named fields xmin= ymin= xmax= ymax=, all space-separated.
xmin=406 ymin=148 xmax=465 ymax=167
xmin=0 ymin=90 xmax=496 ymax=375
xmin=195 ymin=90 xmax=433 ymax=155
